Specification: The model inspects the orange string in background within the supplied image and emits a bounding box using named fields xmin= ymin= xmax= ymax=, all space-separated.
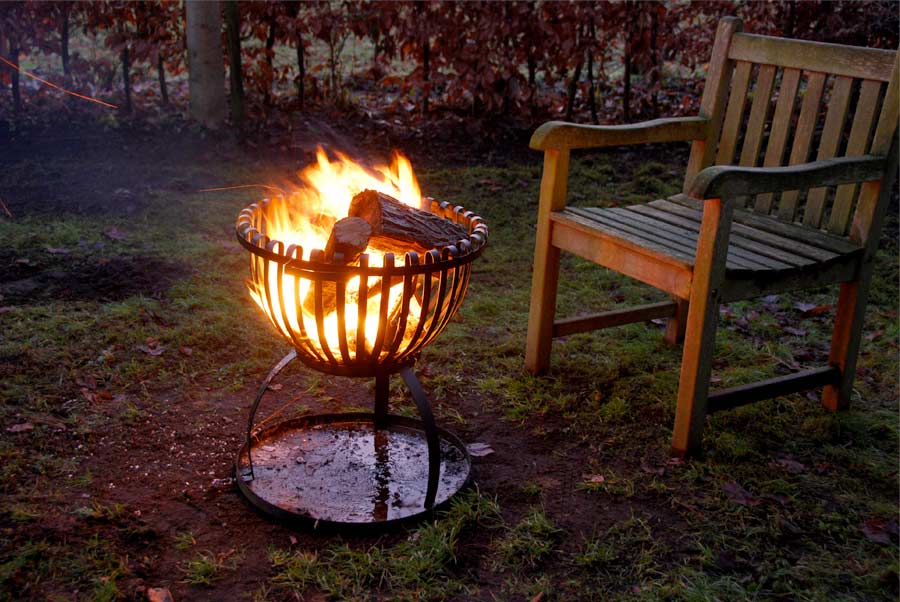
xmin=0 ymin=55 xmax=118 ymax=109
xmin=198 ymin=184 xmax=287 ymax=194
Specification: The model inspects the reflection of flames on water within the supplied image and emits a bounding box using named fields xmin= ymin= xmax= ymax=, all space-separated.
xmin=246 ymin=147 xmax=431 ymax=361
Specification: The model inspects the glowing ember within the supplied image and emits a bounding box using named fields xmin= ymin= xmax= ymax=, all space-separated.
xmin=245 ymin=147 xmax=431 ymax=361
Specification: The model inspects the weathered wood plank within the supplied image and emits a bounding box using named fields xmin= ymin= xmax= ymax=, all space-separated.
xmin=755 ymin=67 xmax=801 ymax=213
xmin=716 ymin=61 xmax=753 ymax=165
xmin=778 ymin=72 xmax=827 ymax=221
xmin=804 ymin=76 xmax=854 ymax=228
xmin=655 ymin=198 xmax=841 ymax=262
xmin=829 ymin=79 xmax=882 ymax=235
xmin=525 ymin=148 xmax=569 ymax=374
xmin=729 ymin=33 xmax=896 ymax=82
xmin=628 ymin=203 xmax=811 ymax=267
xmin=721 ymin=254 xmax=861 ymax=302
xmin=553 ymin=301 xmax=677 ymax=338
xmin=684 ymin=17 xmax=743 ymax=192
xmin=739 ymin=64 xmax=777 ymax=168
xmin=664 ymin=195 xmax=860 ymax=257
xmin=609 ymin=206 xmax=794 ymax=269
xmin=708 ymin=367 xmax=839 ymax=413
xmin=529 ymin=116 xmax=709 ymax=151
xmin=549 ymin=218 xmax=694 ymax=299
xmin=564 ymin=207 xmax=718 ymax=267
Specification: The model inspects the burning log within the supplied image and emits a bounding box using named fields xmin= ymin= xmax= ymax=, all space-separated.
xmin=324 ymin=217 xmax=372 ymax=263
xmin=349 ymin=189 xmax=468 ymax=251
xmin=303 ymin=217 xmax=371 ymax=315
xmin=303 ymin=190 xmax=468 ymax=317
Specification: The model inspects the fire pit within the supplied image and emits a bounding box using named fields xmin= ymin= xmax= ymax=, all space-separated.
xmin=232 ymin=149 xmax=488 ymax=529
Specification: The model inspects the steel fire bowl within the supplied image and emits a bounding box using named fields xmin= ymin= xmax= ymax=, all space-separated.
xmin=236 ymin=197 xmax=488 ymax=377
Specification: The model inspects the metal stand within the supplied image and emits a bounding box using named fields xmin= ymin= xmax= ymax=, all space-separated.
xmin=235 ymin=352 xmax=468 ymax=529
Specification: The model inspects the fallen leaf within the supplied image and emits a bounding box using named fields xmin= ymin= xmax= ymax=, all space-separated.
xmin=30 ymin=414 xmax=66 ymax=430
xmin=466 ymin=442 xmax=495 ymax=457
xmin=783 ymin=327 xmax=807 ymax=337
xmin=864 ymin=330 xmax=884 ymax=341
xmin=147 ymin=588 xmax=174 ymax=602
xmin=794 ymin=302 xmax=833 ymax=316
xmin=76 ymin=374 xmax=97 ymax=390
xmin=268 ymin=383 xmax=283 ymax=391
xmin=774 ymin=457 xmax=806 ymax=474
xmin=80 ymin=387 xmax=97 ymax=403
xmin=723 ymin=481 xmax=760 ymax=506
xmin=0 ymin=306 xmax=15 ymax=314
xmin=584 ymin=474 xmax=606 ymax=484
xmin=14 ymin=258 xmax=32 ymax=266
xmin=96 ymin=391 xmax=114 ymax=401
xmin=45 ymin=246 xmax=70 ymax=255
xmin=7 ymin=422 xmax=33 ymax=433
xmin=178 ymin=346 xmax=193 ymax=356
xmin=860 ymin=519 xmax=893 ymax=545
xmin=640 ymin=462 xmax=665 ymax=476
xmin=761 ymin=294 xmax=780 ymax=304
xmin=102 ymin=226 xmax=128 ymax=241
xmin=137 ymin=337 xmax=166 ymax=356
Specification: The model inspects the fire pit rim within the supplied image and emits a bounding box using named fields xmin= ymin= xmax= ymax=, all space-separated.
xmin=236 ymin=196 xmax=489 ymax=271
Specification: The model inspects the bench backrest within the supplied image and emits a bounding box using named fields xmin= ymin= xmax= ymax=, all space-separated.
xmin=684 ymin=17 xmax=899 ymax=244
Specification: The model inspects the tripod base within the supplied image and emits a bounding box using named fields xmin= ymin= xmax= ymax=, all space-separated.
xmin=233 ymin=352 xmax=472 ymax=531
xmin=234 ymin=413 xmax=471 ymax=530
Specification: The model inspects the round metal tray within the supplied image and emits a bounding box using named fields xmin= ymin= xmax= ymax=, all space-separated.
xmin=234 ymin=412 xmax=471 ymax=530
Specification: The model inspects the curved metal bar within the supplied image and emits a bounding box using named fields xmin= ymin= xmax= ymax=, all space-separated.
xmin=243 ymin=350 xmax=298 ymax=479
xmin=400 ymin=366 xmax=441 ymax=509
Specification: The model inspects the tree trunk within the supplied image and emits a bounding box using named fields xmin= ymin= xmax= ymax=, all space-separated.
xmin=264 ymin=13 xmax=276 ymax=106
xmin=223 ymin=0 xmax=244 ymax=126
xmin=60 ymin=4 xmax=70 ymax=76
xmin=157 ymin=54 xmax=169 ymax=106
xmin=296 ymin=31 xmax=305 ymax=109
xmin=422 ymin=35 xmax=430 ymax=116
xmin=623 ymin=2 xmax=632 ymax=122
xmin=565 ymin=58 xmax=583 ymax=122
xmin=587 ymin=19 xmax=597 ymax=123
xmin=649 ymin=6 xmax=659 ymax=118
xmin=121 ymin=44 xmax=132 ymax=113
xmin=10 ymin=41 xmax=21 ymax=116
xmin=186 ymin=0 xmax=226 ymax=129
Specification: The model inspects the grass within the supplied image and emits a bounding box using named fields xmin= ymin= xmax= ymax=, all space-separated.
xmin=1 ymin=137 xmax=897 ymax=601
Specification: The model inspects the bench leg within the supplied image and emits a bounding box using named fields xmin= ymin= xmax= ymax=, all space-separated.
xmin=822 ymin=275 xmax=871 ymax=412
xmin=664 ymin=298 xmax=689 ymax=346
xmin=525 ymin=148 xmax=570 ymax=375
xmin=671 ymin=287 xmax=719 ymax=456
xmin=525 ymin=242 xmax=561 ymax=375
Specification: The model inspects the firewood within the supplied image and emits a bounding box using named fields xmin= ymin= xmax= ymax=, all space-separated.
xmin=303 ymin=217 xmax=371 ymax=314
xmin=324 ymin=216 xmax=371 ymax=263
xmin=349 ymin=189 xmax=467 ymax=251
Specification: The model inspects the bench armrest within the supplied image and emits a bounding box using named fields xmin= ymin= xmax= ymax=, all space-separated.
xmin=530 ymin=117 xmax=710 ymax=151
xmin=690 ymin=155 xmax=887 ymax=200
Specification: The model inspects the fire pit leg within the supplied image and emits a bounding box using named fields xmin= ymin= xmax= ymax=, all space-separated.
xmin=399 ymin=366 xmax=441 ymax=509
xmin=243 ymin=350 xmax=298 ymax=480
xmin=374 ymin=372 xmax=390 ymax=427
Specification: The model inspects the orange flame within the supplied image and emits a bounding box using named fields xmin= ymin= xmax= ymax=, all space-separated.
xmin=0 ymin=56 xmax=118 ymax=109
xmin=246 ymin=147 xmax=426 ymax=359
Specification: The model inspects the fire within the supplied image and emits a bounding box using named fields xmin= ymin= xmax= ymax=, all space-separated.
xmin=246 ymin=147 xmax=428 ymax=361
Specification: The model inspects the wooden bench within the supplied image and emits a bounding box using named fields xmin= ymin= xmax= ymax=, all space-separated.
xmin=524 ymin=17 xmax=899 ymax=456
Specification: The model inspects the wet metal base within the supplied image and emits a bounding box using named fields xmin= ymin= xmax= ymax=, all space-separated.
xmin=235 ymin=413 xmax=471 ymax=530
